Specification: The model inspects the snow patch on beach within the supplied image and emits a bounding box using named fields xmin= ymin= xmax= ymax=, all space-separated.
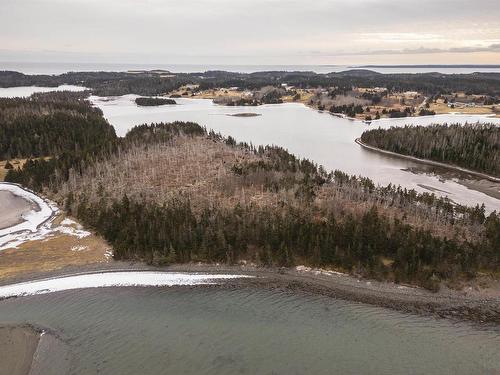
xmin=0 ymin=183 xmax=55 ymax=236
xmin=60 ymin=218 xmax=77 ymax=226
xmin=0 ymin=272 xmax=252 ymax=298
xmin=295 ymin=265 xmax=346 ymax=277
xmin=0 ymin=183 xmax=90 ymax=250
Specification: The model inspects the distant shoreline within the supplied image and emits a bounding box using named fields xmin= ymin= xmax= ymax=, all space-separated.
xmin=356 ymin=64 xmax=500 ymax=69
xmin=2 ymin=64 xmax=500 ymax=77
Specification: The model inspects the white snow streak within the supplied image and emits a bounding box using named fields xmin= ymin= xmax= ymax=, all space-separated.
xmin=0 ymin=183 xmax=90 ymax=250
xmin=0 ymin=183 xmax=54 ymax=236
xmin=0 ymin=272 xmax=252 ymax=298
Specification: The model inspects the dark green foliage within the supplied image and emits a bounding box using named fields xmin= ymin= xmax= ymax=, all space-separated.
xmin=260 ymin=89 xmax=283 ymax=104
xmin=3 ymin=92 xmax=118 ymax=189
xmin=418 ymin=108 xmax=436 ymax=116
xmin=388 ymin=109 xmax=407 ymax=118
xmin=71 ymin=190 xmax=500 ymax=287
xmin=0 ymin=71 xmax=189 ymax=96
xmin=361 ymin=123 xmax=500 ymax=177
xmin=215 ymin=97 xmax=259 ymax=106
xmin=0 ymin=92 xmax=116 ymax=160
xmin=329 ymin=104 xmax=364 ymax=117
xmin=361 ymin=92 xmax=383 ymax=104
xmin=135 ymin=97 xmax=176 ymax=106
xmin=124 ymin=121 xmax=206 ymax=145
xmin=2 ymin=70 xmax=500 ymax=97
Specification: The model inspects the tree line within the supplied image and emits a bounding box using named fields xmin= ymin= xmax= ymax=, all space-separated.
xmin=0 ymin=92 xmax=116 ymax=160
xmin=135 ymin=97 xmax=177 ymax=106
xmin=2 ymin=69 xmax=500 ymax=97
xmin=3 ymin=92 xmax=118 ymax=190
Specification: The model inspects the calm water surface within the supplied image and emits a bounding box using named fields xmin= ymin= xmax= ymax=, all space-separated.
xmin=1 ymin=286 xmax=499 ymax=375
xmin=0 ymin=85 xmax=86 ymax=98
xmin=91 ymin=95 xmax=500 ymax=211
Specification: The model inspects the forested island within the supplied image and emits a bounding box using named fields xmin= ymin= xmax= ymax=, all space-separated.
xmin=360 ymin=123 xmax=500 ymax=177
xmin=135 ymin=97 xmax=176 ymax=106
xmin=3 ymin=91 xmax=499 ymax=291
xmin=228 ymin=113 xmax=261 ymax=117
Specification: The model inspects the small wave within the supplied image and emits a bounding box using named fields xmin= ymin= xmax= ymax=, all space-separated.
xmin=0 ymin=271 xmax=253 ymax=299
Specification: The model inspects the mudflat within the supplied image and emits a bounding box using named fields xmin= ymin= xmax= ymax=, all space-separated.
xmin=0 ymin=191 xmax=35 ymax=230
xmin=0 ymin=325 xmax=40 ymax=375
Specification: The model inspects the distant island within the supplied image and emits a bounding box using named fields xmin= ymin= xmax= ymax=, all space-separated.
xmin=227 ymin=113 xmax=261 ymax=117
xmin=135 ymin=97 xmax=176 ymax=106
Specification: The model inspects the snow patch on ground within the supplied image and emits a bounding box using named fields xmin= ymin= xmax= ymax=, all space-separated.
xmin=0 ymin=183 xmax=90 ymax=251
xmin=70 ymin=245 xmax=88 ymax=252
xmin=60 ymin=218 xmax=77 ymax=226
xmin=0 ymin=272 xmax=253 ymax=298
xmin=53 ymin=225 xmax=91 ymax=239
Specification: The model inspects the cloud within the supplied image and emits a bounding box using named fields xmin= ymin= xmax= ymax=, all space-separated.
xmin=1 ymin=0 xmax=499 ymax=64
xmin=344 ymin=44 xmax=500 ymax=56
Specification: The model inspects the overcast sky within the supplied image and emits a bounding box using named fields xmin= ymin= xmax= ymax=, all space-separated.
xmin=1 ymin=0 xmax=499 ymax=65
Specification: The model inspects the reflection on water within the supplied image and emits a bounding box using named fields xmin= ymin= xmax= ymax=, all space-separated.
xmin=0 ymin=286 xmax=499 ymax=375
xmin=91 ymin=95 xmax=500 ymax=211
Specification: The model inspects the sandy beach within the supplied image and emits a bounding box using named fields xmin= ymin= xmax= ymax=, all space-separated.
xmin=0 ymin=324 xmax=71 ymax=375
xmin=0 ymin=325 xmax=40 ymax=375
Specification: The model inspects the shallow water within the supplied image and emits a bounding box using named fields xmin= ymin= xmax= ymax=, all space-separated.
xmin=0 ymin=286 xmax=499 ymax=375
xmin=91 ymin=95 xmax=500 ymax=211
xmin=0 ymin=191 xmax=33 ymax=229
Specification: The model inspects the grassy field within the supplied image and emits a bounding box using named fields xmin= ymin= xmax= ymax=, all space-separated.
xmin=0 ymin=159 xmax=27 ymax=181
xmin=430 ymin=102 xmax=497 ymax=116
xmin=0 ymin=158 xmax=53 ymax=181
xmin=0 ymin=213 xmax=111 ymax=281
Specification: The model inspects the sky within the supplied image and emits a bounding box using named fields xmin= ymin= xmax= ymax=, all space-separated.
xmin=1 ymin=0 xmax=499 ymax=65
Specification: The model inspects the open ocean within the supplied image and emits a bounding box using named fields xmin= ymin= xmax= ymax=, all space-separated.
xmin=1 ymin=61 xmax=500 ymax=75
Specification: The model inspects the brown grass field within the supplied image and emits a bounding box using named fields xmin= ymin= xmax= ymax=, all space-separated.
xmin=0 ymin=213 xmax=110 ymax=282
